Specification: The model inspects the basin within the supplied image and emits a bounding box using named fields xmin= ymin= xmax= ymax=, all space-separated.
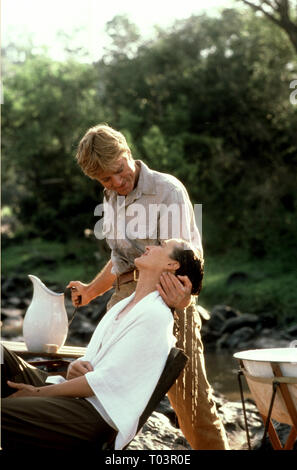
xmin=234 ymin=348 xmax=297 ymax=425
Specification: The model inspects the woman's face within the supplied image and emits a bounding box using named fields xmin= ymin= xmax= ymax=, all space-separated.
xmin=135 ymin=239 xmax=180 ymax=272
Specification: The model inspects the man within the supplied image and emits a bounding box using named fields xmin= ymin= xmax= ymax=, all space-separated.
xmin=68 ymin=124 xmax=229 ymax=450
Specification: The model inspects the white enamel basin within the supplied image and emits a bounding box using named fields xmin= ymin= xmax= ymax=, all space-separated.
xmin=234 ymin=348 xmax=297 ymax=425
xmin=234 ymin=348 xmax=297 ymax=364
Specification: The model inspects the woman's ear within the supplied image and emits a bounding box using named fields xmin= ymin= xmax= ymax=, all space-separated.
xmin=167 ymin=260 xmax=180 ymax=271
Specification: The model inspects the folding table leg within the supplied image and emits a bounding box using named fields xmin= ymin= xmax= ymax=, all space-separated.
xmin=283 ymin=427 xmax=297 ymax=450
xmin=260 ymin=414 xmax=283 ymax=450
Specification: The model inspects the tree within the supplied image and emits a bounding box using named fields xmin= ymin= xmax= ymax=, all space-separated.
xmin=2 ymin=49 xmax=106 ymax=239
xmin=3 ymin=11 xmax=296 ymax=253
xmin=240 ymin=0 xmax=297 ymax=53
xmin=103 ymin=14 xmax=141 ymax=61
xmin=96 ymin=9 xmax=297 ymax=253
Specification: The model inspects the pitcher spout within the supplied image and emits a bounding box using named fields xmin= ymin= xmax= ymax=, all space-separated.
xmin=28 ymin=274 xmax=64 ymax=298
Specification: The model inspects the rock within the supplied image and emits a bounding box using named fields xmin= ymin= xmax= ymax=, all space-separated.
xmin=126 ymin=411 xmax=191 ymax=450
xmin=207 ymin=305 xmax=240 ymax=333
xmin=258 ymin=312 xmax=278 ymax=329
xmin=135 ymin=393 xmax=278 ymax=451
xmin=1 ymin=307 xmax=24 ymax=318
xmin=244 ymin=332 xmax=289 ymax=350
xmin=1 ymin=316 xmax=24 ymax=337
xmin=202 ymin=306 xmax=251 ymax=347
xmin=220 ymin=314 xmax=259 ymax=334
xmin=285 ymin=324 xmax=297 ymax=337
xmin=214 ymin=325 xmax=291 ymax=351
xmin=23 ymin=298 xmax=32 ymax=307
xmin=126 ymin=392 xmax=288 ymax=451
xmin=201 ymin=303 xmax=290 ymax=352
xmin=253 ymin=422 xmax=297 ymax=450
xmin=221 ymin=327 xmax=255 ymax=350
xmin=155 ymin=396 xmax=179 ymax=428
xmin=6 ymin=296 xmax=26 ymax=308
xmin=201 ymin=328 xmax=221 ymax=344
xmin=217 ymin=397 xmax=264 ymax=450
xmin=215 ymin=332 xmax=230 ymax=350
xmin=67 ymin=313 xmax=94 ymax=344
xmin=89 ymin=289 xmax=114 ymax=322
xmin=1 ymin=275 xmax=31 ymax=298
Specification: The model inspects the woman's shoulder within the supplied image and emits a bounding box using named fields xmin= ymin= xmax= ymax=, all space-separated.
xmin=140 ymin=291 xmax=173 ymax=322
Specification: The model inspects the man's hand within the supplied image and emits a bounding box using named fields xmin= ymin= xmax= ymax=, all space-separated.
xmin=157 ymin=273 xmax=192 ymax=310
xmin=66 ymin=360 xmax=94 ymax=380
xmin=7 ymin=381 xmax=40 ymax=398
xmin=66 ymin=281 xmax=92 ymax=307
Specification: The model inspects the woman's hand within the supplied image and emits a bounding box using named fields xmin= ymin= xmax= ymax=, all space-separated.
xmin=157 ymin=273 xmax=192 ymax=310
xmin=66 ymin=360 xmax=93 ymax=380
xmin=66 ymin=281 xmax=92 ymax=307
xmin=7 ymin=381 xmax=40 ymax=398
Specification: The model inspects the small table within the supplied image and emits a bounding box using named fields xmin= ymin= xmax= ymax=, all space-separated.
xmin=1 ymin=340 xmax=86 ymax=359
xmin=237 ymin=360 xmax=297 ymax=450
xmin=1 ymin=340 xmax=87 ymax=376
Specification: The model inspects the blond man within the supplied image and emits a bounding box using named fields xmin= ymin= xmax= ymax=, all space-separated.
xmin=68 ymin=124 xmax=229 ymax=450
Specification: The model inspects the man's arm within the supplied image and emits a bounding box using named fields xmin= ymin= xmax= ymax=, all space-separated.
xmin=67 ymin=259 xmax=116 ymax=306
xmin=86 ymin=259 xmax=116 ymax=301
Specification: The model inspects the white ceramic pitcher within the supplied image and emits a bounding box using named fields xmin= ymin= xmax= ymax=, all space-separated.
xmin=23 ymin=274 xmax=69 ymax=352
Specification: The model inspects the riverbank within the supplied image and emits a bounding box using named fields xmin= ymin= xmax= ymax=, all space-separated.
xmin=2 ymin=236 xmax=297 ymax=323
xmin=2 ymin=271 xmax=296 ymax=450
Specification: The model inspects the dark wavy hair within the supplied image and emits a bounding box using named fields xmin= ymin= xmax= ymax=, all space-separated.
xmin=170 ymin=241 xmax=204 ymax=295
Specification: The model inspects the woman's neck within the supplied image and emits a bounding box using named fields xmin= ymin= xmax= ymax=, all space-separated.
xmin=132 ymin=270 xmax=161 ymax=304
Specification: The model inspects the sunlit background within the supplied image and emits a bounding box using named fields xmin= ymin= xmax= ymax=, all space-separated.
xmin=2 ymin=0 xmax=234 ymax=61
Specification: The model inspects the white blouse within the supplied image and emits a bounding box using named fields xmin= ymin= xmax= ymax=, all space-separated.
xmin=47 ymin=290 xmax=175 ymax=450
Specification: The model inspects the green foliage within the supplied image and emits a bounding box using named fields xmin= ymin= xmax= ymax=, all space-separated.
xmin=2 ymin=8 xmax=297 ymax=257
xmin=98 ymin=9 xmax=297 ymax=255
xmin=2 ymin=237 xmax=103 ymax=287
xmin=2 ymin=54 xmax=105 ymax=239
xmin=200 ymin=246 xmax=297 ymax=322
xmin=104 ymin=14 xmax=142 ymax=60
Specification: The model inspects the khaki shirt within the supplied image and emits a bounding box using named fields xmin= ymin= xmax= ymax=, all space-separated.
xmin=101 ymin=160 xmax=202 ymax=275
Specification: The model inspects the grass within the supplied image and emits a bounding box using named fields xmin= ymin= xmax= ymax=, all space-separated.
xmin=2 ymin=237 xmax=296 ymax=325
xmin=199 ymin=247 xmax=297 ymax=324
xmin=2 ymin=237 xmax=105 ymax=288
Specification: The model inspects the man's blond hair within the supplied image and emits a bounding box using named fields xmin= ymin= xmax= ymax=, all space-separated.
xmin=75 ymin=124 xmax=130 ymax=178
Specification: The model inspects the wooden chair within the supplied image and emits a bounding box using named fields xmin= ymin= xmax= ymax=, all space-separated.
xmin=1 ymin=341 xmax=188 ymax=450
xmin=102 ymin=346 xmax=189 ymax=450
xmin=26 ymin=345 xmax=189 ymax=450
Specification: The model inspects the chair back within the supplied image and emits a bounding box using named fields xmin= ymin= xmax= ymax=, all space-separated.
xmin=136 ymin=346 xmax=188 ymax=434
xmin=102 ymin=347 xmax=188 ymax=449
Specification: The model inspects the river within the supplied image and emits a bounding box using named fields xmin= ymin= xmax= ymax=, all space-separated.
xmin=204 ymin=350 xmax=251 ymax=401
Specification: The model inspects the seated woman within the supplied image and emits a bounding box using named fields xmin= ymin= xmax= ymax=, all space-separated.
xmin=1 ymin=239 xmax=204 ymax=451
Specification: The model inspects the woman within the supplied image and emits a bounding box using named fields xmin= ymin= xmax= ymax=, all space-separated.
xmin=1 ymin=239 xmax=203 ymax=451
